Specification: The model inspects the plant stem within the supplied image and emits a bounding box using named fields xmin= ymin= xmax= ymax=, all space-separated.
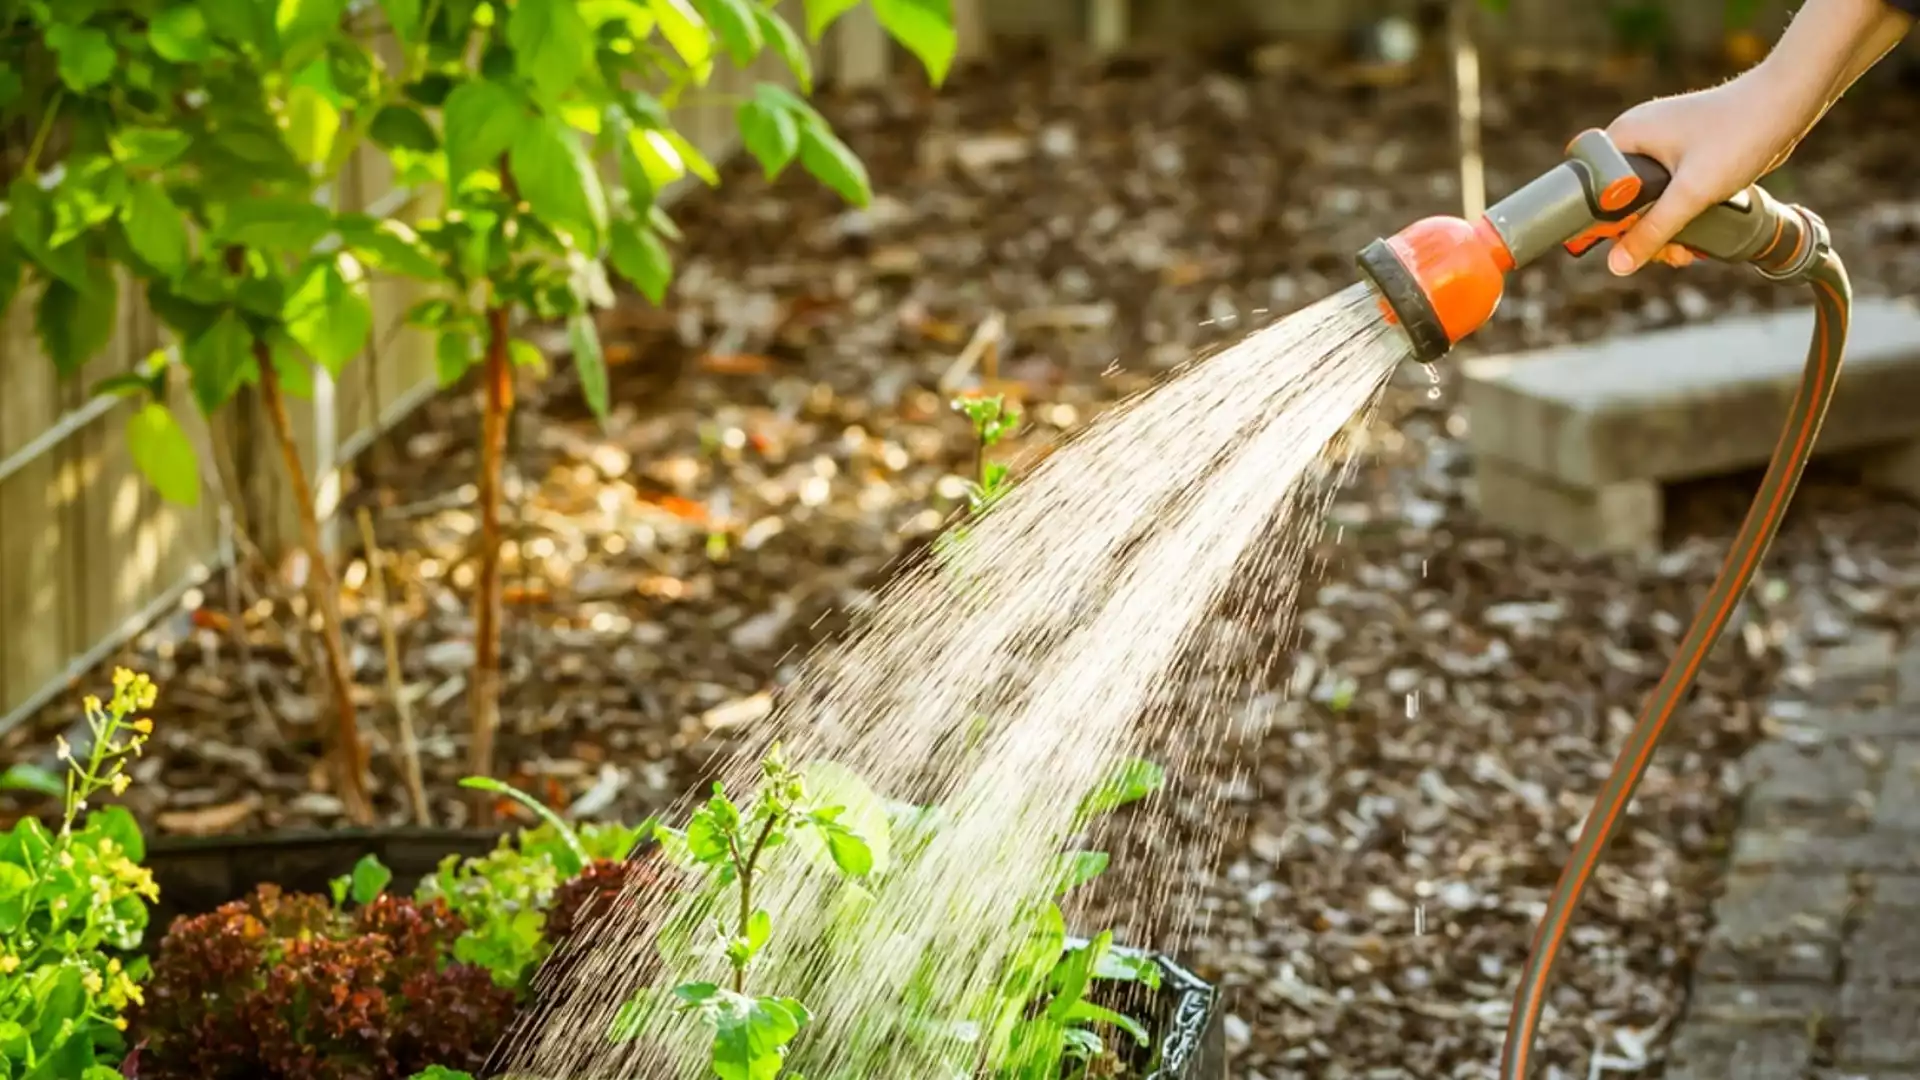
xmin=468 ymin=154 xmax=519 ymax=819
xmin=732 ymin=815 xmax=779 ymax=993
xmin=357 ymin=506 xmax=432 ymax=826
xmin=248 ymin=324 xmax=374 ymax=825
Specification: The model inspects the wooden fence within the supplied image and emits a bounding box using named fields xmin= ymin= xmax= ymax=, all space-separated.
xmin=0 ymin=0 xmax=1835 ymax=727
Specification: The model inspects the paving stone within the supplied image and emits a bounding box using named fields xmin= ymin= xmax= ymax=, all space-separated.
xmin=1838 ymin=983 xmax=1920 ymax=1067
xmin=1869 ymin=875 xmax=1920 ymax=909
xmin=1847 ymin=903 xmax=1920 ymax=987
xmin=1663 ymin=1023 xmax=1813 ymax=1080
xmin=1736 ymin=828 xmax=1920 ymax=873
xmin=1896 ymin=635 xmax=1920 ymax=706
xmin=1812 ymin=631 xmax=1901 ymax=702
xmin=1689 ymin=979 xmax=1836 ymax=1024
xmin=1744 ymin=740 xmax=1878 ymax=825
xmin=1698 ymin=871 xmax=1851 ymax=982
xmin=1814 ymin=1071 xmax=1920 ymax=1080
xmin=1770 ymin=705 xmax=1920 ymax=745
xmin=1875 ymin=744 xmax=1920 ymax=833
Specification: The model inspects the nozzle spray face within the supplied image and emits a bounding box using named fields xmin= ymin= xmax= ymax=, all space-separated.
xmin=1356 ymin=215 xmax=1514 ymax=364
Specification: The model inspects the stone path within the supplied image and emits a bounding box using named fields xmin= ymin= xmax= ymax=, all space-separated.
xmin=1663 ymin=630 xmax=1920 ymax=1079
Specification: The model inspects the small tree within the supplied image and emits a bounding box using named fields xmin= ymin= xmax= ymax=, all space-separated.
xmin=384 ymin=0 xmax=958 ymax=803
xmin=0 ymin=0 xmax=461 ymax=823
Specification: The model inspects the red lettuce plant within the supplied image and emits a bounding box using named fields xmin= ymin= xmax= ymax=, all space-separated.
xmin=127 ymin=885 xmax=514 ymax=1080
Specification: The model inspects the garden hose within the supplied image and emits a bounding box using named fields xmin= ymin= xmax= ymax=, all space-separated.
xmin=1353 ymin=129 xmax=1851 ymax=1078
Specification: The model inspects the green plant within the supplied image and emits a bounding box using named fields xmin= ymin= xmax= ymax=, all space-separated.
xmin=361 ymin=0 xmax=958 ymax=800
xmin=0 ymin=669 xmax=159 ymax=1080
xmin=409 ymin=778 xmax=648 ymax=991
xmin=634 ymin=744 xmax=875 ymax=1079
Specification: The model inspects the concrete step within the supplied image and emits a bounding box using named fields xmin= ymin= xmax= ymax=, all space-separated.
xmin=1460 ymin=297 xmax=1920 ymax=553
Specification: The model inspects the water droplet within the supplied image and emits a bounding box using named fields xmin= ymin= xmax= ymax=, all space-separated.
xmin=1426 ymin=387 xmax=1441 ymax=401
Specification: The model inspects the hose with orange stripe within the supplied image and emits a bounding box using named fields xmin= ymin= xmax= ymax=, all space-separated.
xmin=1353 ymin=128 xmax=1849 ymax=1079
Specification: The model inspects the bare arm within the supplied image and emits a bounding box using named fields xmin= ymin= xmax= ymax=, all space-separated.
xmin=1605 ymin=0 xmax=1916 ymax=273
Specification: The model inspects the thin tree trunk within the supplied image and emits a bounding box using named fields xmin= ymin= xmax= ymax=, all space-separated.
xmin=253 ymin=337 xmax=374 ymax=824
xmin=468 ymin=154 xmax=520 ymax=821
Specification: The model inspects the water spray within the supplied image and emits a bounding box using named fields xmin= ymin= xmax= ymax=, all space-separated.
xmin=1355 ymin=129 xmax=1851 ymax=1079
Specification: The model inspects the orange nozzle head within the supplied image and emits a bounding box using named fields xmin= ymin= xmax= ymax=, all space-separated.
xmin=1357 ymin=215 xmax=1514 ymax=363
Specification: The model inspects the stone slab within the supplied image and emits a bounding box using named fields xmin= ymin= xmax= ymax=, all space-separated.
xmin=1689 ymin=979 xmax=1836 ymax=1024
xmin=1848 ymin=903 xmax=1920 ymax=987
xmin=1470 ymin=457 xmax=1659 ymax=554
xmin=1838 ymin=983 xmax=1920 ymax=1067
xmin=1875 ymin=744 xmax=1920 ymax=834
xmin=1736 ymin=828 xmax=1920 ymax=873
xmin=1743 ymin=740 xmax=1878 ymax=826
xmin=1461 ymin=298 xmax=1920 ymax=488
xmin=1664 ymin=1023 xmax=1813 ymax=1080
xmin=1698 ymin=871 xmax=1851 ymax=983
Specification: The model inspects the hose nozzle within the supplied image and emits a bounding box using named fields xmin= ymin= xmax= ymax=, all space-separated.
xmin=1357 ymin=128 xmax=1832 ymax=364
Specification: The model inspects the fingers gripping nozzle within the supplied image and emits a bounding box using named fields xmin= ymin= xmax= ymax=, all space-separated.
xmin=1355 ymin=128 xmax=1829 ymax=364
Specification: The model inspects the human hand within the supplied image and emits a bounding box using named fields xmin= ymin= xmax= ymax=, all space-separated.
xmin=1603 ymin=69 xmax=1818 ymax=274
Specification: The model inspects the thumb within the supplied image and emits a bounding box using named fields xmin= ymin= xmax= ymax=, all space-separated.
xmin=1608 ymin=184 xmax=1710 ymax=275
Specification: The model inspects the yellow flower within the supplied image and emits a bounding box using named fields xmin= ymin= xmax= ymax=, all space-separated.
xmin=82 ymin=969 xmax=103 ymax=995
xmin=107 ymin=958 xmax=121 ymax=974
xmin=132 ymin=717 xmax=153 ymax=735
xmin=138 ymin=684 xmax=157 ymax=710
xmin=0 ymin=954 xmax=18 ymax=974
xmin=112 ymin=667 xmax=133 ymax=692
xmin=111 ymin=773 xmax=131 ymax=795
xmin=113 ymin=1017 xmax=127 ymax=1031
xmin=55 ymin=734 xmax=71 ymax=761
xmin=83 ymin=695 xmax=102 ymax=715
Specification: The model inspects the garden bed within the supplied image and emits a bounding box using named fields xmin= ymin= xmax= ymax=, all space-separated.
xmin=9 ymin=44 xmax=1920 ymax=1078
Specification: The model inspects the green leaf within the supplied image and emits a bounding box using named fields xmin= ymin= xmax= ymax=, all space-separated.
xmin=737 ymin=95 xmax=799 ymax=178
xmin=1091 ymin=949 xmax=1162 ymax=989
xmin=122 ymin=181 xmax=191 ymax=279
xmin=568 ymin=313 xmax=609 ymax=420
xmin=1075 ymin=757 xmax=1165 ymax=822
xmin=348 ymin=853 xmax=392 ymax=904
xmin=666 ymin=130 xmax=719 ymax=185
xmin=1046 ymin=930 xmax=1110 ymax=1021
xmin=370 ymin=104 xmax=440 ymax=152
xmin=149 ymin=6 xmax=215 ymax=62
xmin=111 ymin=127 xmax=194 ymax=169
xmin=625 ymin=127 xmax=686 ymax=193
xmin=443 ymin=79 xmax=529 ymax=186
xmin=406 ymin=1069 xmax=477 ymax=1080
xmin=379 ymin=0 xmax=425 ymax=40
xmin=186 ymin=311 xmax=255 ymax=413
xmin=650 ymin=0 xmax=715 ymax=75
xmin=697 ymin=990 xmax=809 ymax=1080
xmin=283 ymin=254 xmax=372 ymax=376
xmin=47 ymin=23 xmax=117 ymax=92
xmin=797 ymin=122 xmax=870 ymax=206
xmin=285 ymin=84 xmax=343 ymax=165
xmin=695 ymin=0 xmax=762 ymax=65
xmin=219 ymin=197 xmax=333 ymax=255
xmin=0 ymin=763 xmax=65 ymax=797
xmin=458 ymin=776 xmax=588 ymax=874
xmin=126 ymin=403 xmax=202 ymax=506
xmin=509 ymin=117 xmax=608 ymax=251
xmin=872 ymin=0 xmax=955 ymax=84
xmin=1054 ymin=851 xmax=1108 ymax=894
xmin=35 ymin=264 xmax=118 ymax=376
xmin=509 ymin=338 xmax=546 ymax=373
xmin=801 ymin=0 xmax=861 ymax=39
xmin=276 ymin=0 xmax=350 ymax=49
xmin=337 ymin=216 xmax=443 ymax=279
xmin=795 ymin=761 xmax=891 ymax=876
xmin=436 ymin=330 xmax=475 ymax=385
xmin=9 ymin=179 xmax=89 ymax=287
xmin=1062 ymin=999 xmax=1150 ymax=1047
xmin=90 ymin=805 xmax=146 ymax=862
xmin=754 ymin=8 xmax=813 ymax=93
xmin=508 ymin=0 xmax=595 ymax=103
xmin=607 ymin=217 xmax=672 ymax=304
xmin=202 ymin=0 xmax=279 ymax=49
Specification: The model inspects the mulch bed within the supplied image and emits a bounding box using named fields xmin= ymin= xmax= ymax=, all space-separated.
xmin=11 ymin=40 xmax=1920 ymax=1077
